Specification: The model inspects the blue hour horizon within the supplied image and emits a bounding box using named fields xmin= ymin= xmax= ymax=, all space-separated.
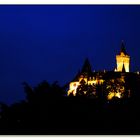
xmin=0 ymin=5 xmax=140 ymax=104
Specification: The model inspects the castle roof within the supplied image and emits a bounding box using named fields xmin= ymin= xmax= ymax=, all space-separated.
xmin=81 ymin=58 xmax=92 ymax=75
xmin=72 ymin=70 xmax=81 ymax=82
xmin=70 ymin=58 xmax=93 ymax=82
xmin=120 ymin=41 xmax=128 ymax=55
xmin=102 ymin=71 xmax=122 ymax=79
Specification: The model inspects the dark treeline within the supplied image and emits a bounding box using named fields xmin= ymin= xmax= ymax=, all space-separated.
xmin=0 ymin=76 xmax=140 ymax=135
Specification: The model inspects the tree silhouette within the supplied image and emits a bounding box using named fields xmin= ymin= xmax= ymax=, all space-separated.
xmin=76 ymin=79 xmax=87 ymax=96
xmin=86 ymin=83 xmax=97 ymax=98
xmin=0 ymin=72 xmax=139 ymax=134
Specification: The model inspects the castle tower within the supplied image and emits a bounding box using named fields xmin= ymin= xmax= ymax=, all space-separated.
xmin=122 ymin=63 xmax=126 ymax=73
xmin=81 ymin=58 xmax=92 ymax=74
xmin=116 ymin=41 xmax=130 ymax=72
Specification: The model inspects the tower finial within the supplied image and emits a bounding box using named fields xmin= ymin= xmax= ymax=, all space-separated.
xmin=81 ymin=58 xmax=92 ymax=74
xmin=120 ymin=40 xmax=127 ymax=55
xmin=116 ymin=41 xmax=130 ymax=72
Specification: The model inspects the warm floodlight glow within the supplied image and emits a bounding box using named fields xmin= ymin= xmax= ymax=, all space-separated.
xmin=115 ymin=92 xmax=121 ymax=98
xmin=68 ymin=82 xmax=79 ymax=96
xmin=68 ymin=42 xmax=130 ymax=97
xmin=107 ymin=91 xmax=123 ymax=100
xmin=107 ymin=92 xmax=115 ymax=100
xmin=88 ymin=80 xmax=97 ymax=85
xmin=116 ymin=53 xmax=130 ymax=72
xmin=68 ymin=78 xmax=104 ymax=96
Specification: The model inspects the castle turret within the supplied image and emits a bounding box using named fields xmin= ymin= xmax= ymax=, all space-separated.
xmin=81 ymin=58 xmax=92 ymax=74
xmin=116 ymin=41 xmax=130 ymax=72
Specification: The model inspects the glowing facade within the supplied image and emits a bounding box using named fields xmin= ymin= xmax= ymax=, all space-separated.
xmin=68 ymin=41 xmax=131 ymax=100
xmin=116 ymin=41 xmax=130 ymax=72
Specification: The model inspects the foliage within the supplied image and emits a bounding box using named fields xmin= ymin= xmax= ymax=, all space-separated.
xmin=0 ymin=73 xmax=140 ymax=134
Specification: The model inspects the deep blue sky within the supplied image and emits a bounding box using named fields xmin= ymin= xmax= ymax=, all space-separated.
xmin=0 ymin=5 xmax=140 ymax=104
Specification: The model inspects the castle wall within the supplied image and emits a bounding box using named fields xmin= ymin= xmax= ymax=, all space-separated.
xmin=68 ymin=78 xmax=104 ymax=96
xmin=116 ymin=54 xmax=130 ymax=72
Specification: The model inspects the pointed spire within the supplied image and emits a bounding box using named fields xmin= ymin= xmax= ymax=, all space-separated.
xmin=120 ymin=40 xmax=127 ymax=55
xmin=72 ymin=69 xmax=81 ymax=81
xmin=81 ymin=58 xmax=92 ymax=74
xmin=122 ymin=63 xmax=126 ymax=72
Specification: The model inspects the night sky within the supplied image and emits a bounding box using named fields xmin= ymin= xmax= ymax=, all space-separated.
xmin=0 ymin=5 xmax=140 ymax=104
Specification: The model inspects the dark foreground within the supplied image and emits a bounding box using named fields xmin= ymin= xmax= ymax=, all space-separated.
xmin=0 ymin=81 xmax=140 ymax=135
xmin=0 ymin=97 xmax=140 ymax=135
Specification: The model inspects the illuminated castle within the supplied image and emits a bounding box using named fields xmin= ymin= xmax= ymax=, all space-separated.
xmin=115 ymin=41 xmax=130 ymax=72
xmin=67 ymin=41 xmax=133 ymax=100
